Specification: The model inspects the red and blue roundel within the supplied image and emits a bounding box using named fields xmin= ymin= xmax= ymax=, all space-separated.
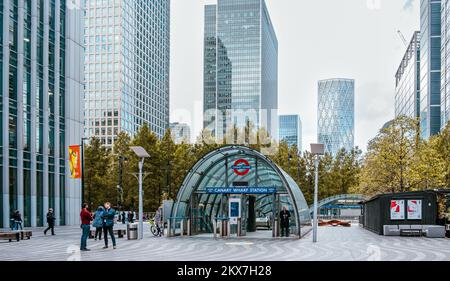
xmin=232 ymin=159 xmax=251 ymax=176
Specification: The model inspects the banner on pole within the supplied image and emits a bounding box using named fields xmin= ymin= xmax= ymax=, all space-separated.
xmin=69 ymin=145 xmax=82 ymax=179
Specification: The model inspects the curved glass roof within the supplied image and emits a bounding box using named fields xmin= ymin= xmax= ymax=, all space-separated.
xmin=171 ymin=146 xmax=312 ymax=237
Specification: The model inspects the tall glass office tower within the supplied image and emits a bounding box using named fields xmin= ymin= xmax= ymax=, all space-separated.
xmin=395 ymin=31 xmax=421 ymax=120
xmin=84 ymin=0 xmax=170 ymax=146
xmin=420 ymin=0 xmax=442 ymax=138
xmin=441 ymin=0 xmax=450 ymax=128
xmin=1 ymin=0 xmax=84 ymax=228
xmin=317 ymin=79 xmax=355 ymax=155
xmin=279 ymin=115 xmax=302 ymax=150
xmin=203 ymin=0 xmax=278 ymax=141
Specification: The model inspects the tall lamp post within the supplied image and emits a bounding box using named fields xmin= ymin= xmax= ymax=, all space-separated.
xmin=130 ymin=146 xmax=150 ymax=240
xmin=310 ymin=143 xmax=324 ymax=243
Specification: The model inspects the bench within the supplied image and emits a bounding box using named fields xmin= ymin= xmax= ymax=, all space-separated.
xmin=0 ymin=232 xmax=20 ymax=242
xmin=89 ymin=229 xmax=126 ymax=239
xmin=400 ymin=229 xmax=422 ymax=237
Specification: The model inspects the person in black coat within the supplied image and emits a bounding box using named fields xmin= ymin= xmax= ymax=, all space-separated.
xmin=280 ymin=206 xmax=291 ymax=237
xmin=44 ymin=208 xmax=56 ymax=235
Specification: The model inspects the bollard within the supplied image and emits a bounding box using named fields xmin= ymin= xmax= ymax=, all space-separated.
xmin=167 ymin=219 xmax=171 ymax=237
xmin=180 ymin=219 xmax=184 ymax=237
xmin=226 ymin=220 xmax=230 ymax=238
xmin=237 ymin=218 xmax=241 ymax=237
xmin=213 ymin=219 xmax=217 ymax=239
xmin=187 ymin=219 xmax=191 ymax=236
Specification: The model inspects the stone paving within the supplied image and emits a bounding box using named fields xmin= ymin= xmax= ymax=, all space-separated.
xmin=0 ymin=224 xmax=449 ymax=261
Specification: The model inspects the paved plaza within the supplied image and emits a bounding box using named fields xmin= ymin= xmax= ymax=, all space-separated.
xmin=0 ymin=224 xmax=449 ymax=261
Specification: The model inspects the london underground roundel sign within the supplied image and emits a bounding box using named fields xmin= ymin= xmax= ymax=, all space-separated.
xmin=232 ymin=159 xmax=251 ymax=176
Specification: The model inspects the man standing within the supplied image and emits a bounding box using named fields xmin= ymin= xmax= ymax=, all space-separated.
xmin=102 ymin=202 xmax=117 ymax=249
xmin=80 ymin=203 xmax=93 ymax=251
xmin=121 ymin=211 xmax=126 ymax=224
xmin=280 ymin=206 xmax=291 ymax=237
xmin=44 ymin=208 xmax=56 ymax=235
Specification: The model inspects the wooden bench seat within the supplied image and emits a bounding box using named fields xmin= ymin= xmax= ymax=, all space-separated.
xmin=0 ymin=232 xmax=20 ymax=242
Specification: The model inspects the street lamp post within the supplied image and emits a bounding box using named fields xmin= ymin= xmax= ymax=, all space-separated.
xmin=130 ymin=146 xmax=150 ymax=240
xmin=310 ymin=143 xmax=324 ymax=243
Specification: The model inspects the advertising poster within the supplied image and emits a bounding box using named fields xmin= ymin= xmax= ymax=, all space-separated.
xmin=407 ymin=200 xmax=422 ymax=220
xmin=390 ymin=200 xmax=405 ymax=220
xmin=69 ymin=145 xmax=82 ymax=179
xmin=229 ymin=198 xmax=241 ymax=225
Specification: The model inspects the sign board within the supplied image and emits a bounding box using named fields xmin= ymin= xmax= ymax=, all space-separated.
xmin=390 ymin=200 xmax=405 ymax=220
xmin=231 ymin=159 xmax=251 ymax=176
xmin=407 ymin=200 xmax=422 ymax=220
xmin=69 ymin=145 xmax=82 ymax=179
xmin=206 ymin=187 xmax=276 ymax=195
xmin=229 ymin=198 xmax=241 ymax=225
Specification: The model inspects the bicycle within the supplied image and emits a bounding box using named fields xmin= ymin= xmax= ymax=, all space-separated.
xmin=150 ymin=220 xmax=163 ymax=237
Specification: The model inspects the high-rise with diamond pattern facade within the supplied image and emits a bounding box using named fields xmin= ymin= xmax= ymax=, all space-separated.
xmin=317 ymin=79 xmax=355 ymax=155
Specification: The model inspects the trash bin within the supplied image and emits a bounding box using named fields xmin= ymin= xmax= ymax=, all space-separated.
xmin=127 ymin=223 xmax=138 ymax=240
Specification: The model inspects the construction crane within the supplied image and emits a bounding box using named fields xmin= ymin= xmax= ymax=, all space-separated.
xmin=397 ymin=30 xmax=408 ymax=47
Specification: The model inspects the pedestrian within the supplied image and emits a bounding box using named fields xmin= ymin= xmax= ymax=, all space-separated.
xmin=102 ymin=202 xmax=117 ymax=249
xmin=93 ymin=206 xmax=104 ymax=241
xmin=121 ymin=211 xmax=126 ymax=224
xmin=13 ymin=210 xmax=23 ymax=230
xmin=280 ymin=206 xmax=291 ymax=237
xmin=129 ymin=211 xmax=134 ymax=223
xmin=44 ymin=208 xmax=56 ymax=235
xmin=80 ymin=203 xmax=93 ymax=251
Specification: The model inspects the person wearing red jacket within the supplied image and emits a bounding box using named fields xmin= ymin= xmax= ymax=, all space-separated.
xmin=80 ymin=203 xmax=93 ymax=251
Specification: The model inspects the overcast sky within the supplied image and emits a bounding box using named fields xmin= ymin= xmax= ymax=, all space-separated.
xmin=169 ymin=0 xmax=420 ymax=152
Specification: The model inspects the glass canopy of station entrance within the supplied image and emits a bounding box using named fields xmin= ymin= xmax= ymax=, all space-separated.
xmin=169 ymin=146 xmax=311 ymax=238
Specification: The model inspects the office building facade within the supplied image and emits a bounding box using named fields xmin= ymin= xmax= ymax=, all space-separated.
xmin=279 ymin=115 xmax=302 ymax=150
xmin=1 ymin=0 xmax=84 ymax=228
xmin=317 ymin=79 xmax=355 ymax=155
xmin=441 ymin=0 xmax=450 ymax=128
xmin=203 ymin=0 xmax=278 ymax=141
xmin=395 ymin=31 xmax=421 ymax=120
xmin=84 ymin=0 xmax=170 ymax=145
xmin=420 ymin=0 xmax=442 ymax=138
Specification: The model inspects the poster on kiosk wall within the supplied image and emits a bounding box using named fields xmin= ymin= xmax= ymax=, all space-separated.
xmin=390 ymin=200 xmax=405 ymax=220
xmin=407 ymin=200 xmax=422 ymax=220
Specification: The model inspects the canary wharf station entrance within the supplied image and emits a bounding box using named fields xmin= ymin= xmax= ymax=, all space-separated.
xmin=169 ymin=146 xmax=312 ymax=239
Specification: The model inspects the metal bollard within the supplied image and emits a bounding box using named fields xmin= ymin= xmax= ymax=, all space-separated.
xmin=226 ymin=220 xmax=230 ymax=238
xmin=167 ymin=219 xmax=171 ymax=237
xmin=213 ymin=219 xmax=217 ymax=239
xmin=187 ymin=219 xmax=191 ymax=236
xmin=180 ymin=219 xmax=184 ymax=237
xmin=237 ymin=219 xmax=241 ymax=237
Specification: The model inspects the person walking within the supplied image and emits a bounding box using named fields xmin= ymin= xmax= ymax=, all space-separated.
xmin=280 ymin=206 xmax=291 ymax=237
xmin=102 ymin=202 xmax=117 ymax=249
xmin=44 ymin=208 xmax=56 ymax=235
xmin=92 ymin=206 xmax=104 ymax=241
xmin=80 ymin=203 xmax=93 ymax=251
xmin=121 ymin=211 xmax=126 ymax=224
xmin=13 ymin=210 xmax=23 ymax=230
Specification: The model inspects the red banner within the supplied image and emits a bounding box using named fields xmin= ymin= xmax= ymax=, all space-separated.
xmin=69 ymin=145 xmax=82 ymax=179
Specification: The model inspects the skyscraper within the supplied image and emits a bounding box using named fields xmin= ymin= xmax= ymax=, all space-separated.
xmin=203 ymin=0 xmax=278 ymax=141
xmin=279 ymin=115 xmax=302 ymax=150
xmin=84 ymin=0 xmax=170 ymax=146
xmin=420 ymin=0 xmax=442 ymax=138
xmin=317 ymin=79 xmax=355 ymax=155
xmin=170 ymin=122 xmax=191 ymax=144
xmin=395 ymin=31 xmax=421 ymax=120
xmin=441 ymin=0 xmax=450 ymax=128
xmin=1 ymin=0 xmax=84 ymax=227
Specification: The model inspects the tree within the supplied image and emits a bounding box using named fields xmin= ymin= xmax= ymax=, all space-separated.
xmin=435 ymin=121 xmax=450 ymax=187
xmin=84 ymin=137 xmax=113 ymax=208
xmin=357 ymin=116 xmax=425 ymax=196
